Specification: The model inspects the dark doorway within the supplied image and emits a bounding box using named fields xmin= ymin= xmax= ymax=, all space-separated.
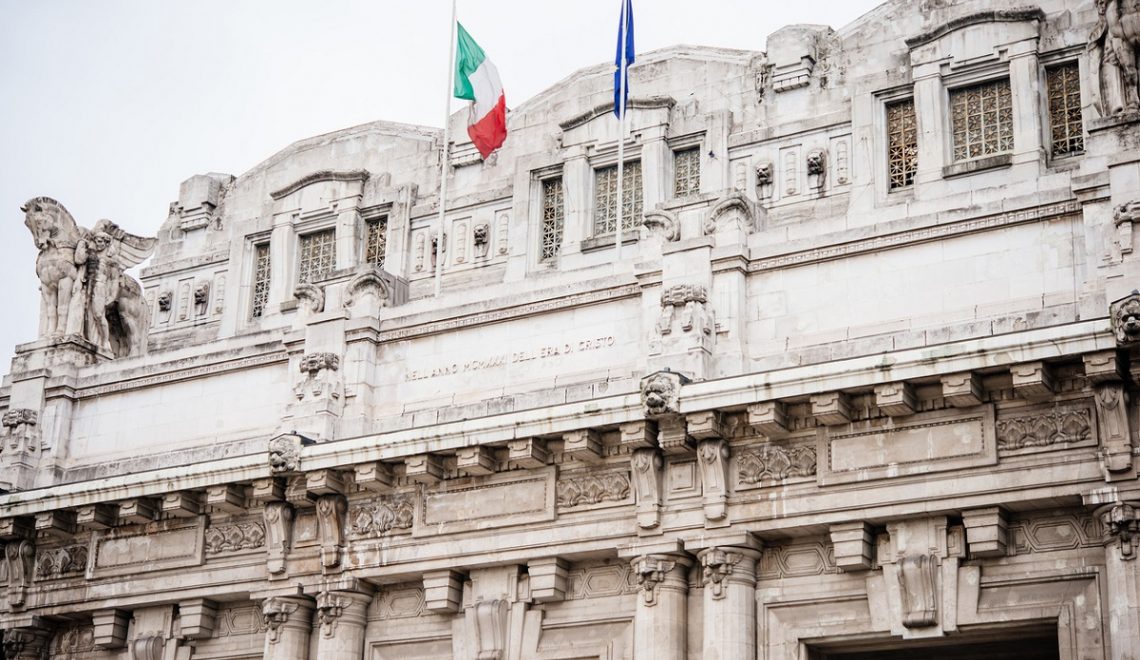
xmin=810 ymin=629 xmax=1060 ymax=660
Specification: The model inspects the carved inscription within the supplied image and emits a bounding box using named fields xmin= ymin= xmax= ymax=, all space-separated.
xmin=406 ymin=335 xmax=616 ymax=381
xmin=556 ymin=471 xmax=631 ymax=508
xmin=348 ymin=495 xmax=414 ymax=538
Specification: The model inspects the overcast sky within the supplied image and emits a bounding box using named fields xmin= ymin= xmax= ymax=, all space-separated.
xmin=0 ymin=0 xmax=883 ymax=366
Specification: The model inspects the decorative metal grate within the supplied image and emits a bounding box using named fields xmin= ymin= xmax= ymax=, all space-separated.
xmin=594 ymin=160 xmax=643 ymax=236
xmin=251 ymin=243 xmax=271 ymax=318
xmin=540 ymin=177 xmax=564 ymax=261
xmin=1047 ymin=62 xmax=1084 ymax=158
xmin=886 ymin=98 xmax=918 ymax=190
xmin=365 ymin=216 xmax=387 ymax=269
xmin=297 ymin=229 xmax=336 ymax=284
xmin=673 ymin=147 xmax=701 ymax=197
xmin=950 ymin=78 xmax=1013 ymax=161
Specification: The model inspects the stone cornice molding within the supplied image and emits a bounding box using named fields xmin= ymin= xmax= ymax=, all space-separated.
xmin=904 ymin=7 xmax=1046 ymax=49
xmin=558 ymin=96 xmax=676 ymax=132
xmin=270 ymin=169 xmax=370 ymax=201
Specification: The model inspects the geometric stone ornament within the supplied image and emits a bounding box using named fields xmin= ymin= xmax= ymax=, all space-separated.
xmin=263 ymin=502 xmax=294 ymax=578
xmin=470 ymin=598 xmax=509 ymax=660
xmin=630 ymin=554 xmax=679 ymax=606
xmin=4 ymin=539 xmax=35 ymax=608
xmin=315 ymin=494 xmax=347 ymax=571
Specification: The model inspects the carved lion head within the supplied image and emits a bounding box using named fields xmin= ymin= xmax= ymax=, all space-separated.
xmin=1114 ymin=294 xmax=1140 ymax=344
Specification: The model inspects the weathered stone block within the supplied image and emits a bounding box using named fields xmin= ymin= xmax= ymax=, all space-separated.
xmin=940 ymin=372 xmax=984 ymax=407
xmin=405 ymin=454 xmax=445 ymax=484
xmin=179 ymin=598 xmax=218 ymax=639
xmin=1011 ymin=361 xmax=1055 ymax=400
xmin=810 ymin=392 xmax=852 ymax=426
xmin=508 ymin=438 xmax=550 ymax=468
xmin=34 ymin=510 xmax=76 ymax=539
xmin=829 ymin=521 xmax=874 ymax=571
xmin=962 ymin=507 xmax=1008 ymax=558
xmin=528 ymin=557 xmax=569 ymax=603
xmin=747 ymin=400 xmax=789 ymax=437
xmin=118 ymin=498 xmax=158 ymax=524
xmin=423 ymin=569 xmax=464 ymax=613
xmin=93 ymin=608 xmax=130 ymax=649
xmin=162 ymin=492 xmax=201 ymax=518
xmin=563 ymin=429 xmax=603 ymax=462
xmin=457 ymin=446 xmax=498 ymax=476
xmin=874 ymin=382 xmax=917 ymax=417
xmin=206 ymin=484 xmax=248 ymax=514
xmin=76 ymin=504 xmax=118 ymax=530
xmin=353 ymin=462 xmax=394 ymax=492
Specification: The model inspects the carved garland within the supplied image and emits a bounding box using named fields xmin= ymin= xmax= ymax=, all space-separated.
xmin=205 ymin=522 xmax=266 ymax=555
xmin=556 ymin=472 xmax=631 ymax=508
xmin=995 ymin=409 xmax=1091 ymax=450
xmin=348 ymin=495 xmax=414 ymax=537
xmin=737 ymin=444 xmax=817 ymax=485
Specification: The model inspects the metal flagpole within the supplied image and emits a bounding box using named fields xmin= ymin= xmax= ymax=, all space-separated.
xmin=615 ymin=0 xmax=629 ymax=260
xmin=434 ymin=0 xmax=458 ymax=297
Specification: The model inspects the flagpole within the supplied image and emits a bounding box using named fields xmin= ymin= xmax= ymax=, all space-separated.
xmin=615 ymin=0 xmax=629 ymax=260
xmin=434 ymin=0 xmax=458 ymax=297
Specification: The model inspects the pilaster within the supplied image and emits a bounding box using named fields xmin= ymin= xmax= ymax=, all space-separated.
xmin=621 ymin=541 xmax=692 ymax=660
xmin=1096 ymin=502 xmax=1140 ymax=660
xmin=261 ymin=595 xmax=316 ymax=660
xmin=313 ymin=590 xmax=372 ymax=660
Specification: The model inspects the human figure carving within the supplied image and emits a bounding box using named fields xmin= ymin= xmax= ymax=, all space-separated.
xmin=1089 ymin=0 xmax=1140 ymax=116
xmin=23 ymin=198 xmax=156 ymax=358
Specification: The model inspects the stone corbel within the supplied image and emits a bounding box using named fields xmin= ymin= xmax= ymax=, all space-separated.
xmin=897 ymin=554 xmax=938 ymax=628
xmin=315 ymin=494 xmax=347 ymax=571
xmin=940 ymin=372 xmax=984 ymax=407
xmin=1098 ymin=502 xmax=1140 ymax=560
xmin=470 ymin=599 xmax=509 ymax=660
xmin=179 ymin=598 xmax=218 ymax=639
xmin=702 ymin=192 xmax=758 ymax=238
xmin=830 ymin=522 xmax=875 ymax=571
xmin=748 ymin=400 xmax=789 ymax=437
xmin=93 ymin=608 xmax=130 ymax=649
xmin=641 ymin=207 xmax=680 ymax=243
xmin=1094 ymin=381 xmax=1134 ymax=479
xmin=132 ymin=634 xmax=165 ymax=660
xmin=1112 ymin=290 xmax=1140 ymax=347
xmin=528 ymin=557 xmax=569 ymax=603
xmin=630 ymin=448 xmax=664 ymax=531
xmin=4 ymin=538 xmax=35 ymax=609
xmin=423 ymin=569 xmax=465 ymax=613
xmin=292 ymin=282 xmax=325 ymax=323
xmin=696 ymin=438 xmax=730 ymax=523
xmin=263 ymin=502 xmax=294 ymax=578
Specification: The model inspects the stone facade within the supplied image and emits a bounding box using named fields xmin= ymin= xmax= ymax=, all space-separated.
xmin=3 ymin=1 xmax=1140 ymax=658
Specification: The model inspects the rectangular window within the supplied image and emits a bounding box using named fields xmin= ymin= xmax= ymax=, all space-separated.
xmin=364 ymin=216 xmax=387 ymax=269
xmin=251 ymin=243 xmax=271 ymax=318
xmin=950 ymin=78 xmax=1013 ymax=161
xmin=297 ymin=229 xmax=336 ymax=283
xmin=886 ymin=98 xmax=918 ymax=190
xmin=673 ymin=147 xmax=701 ymax=197
xmin=594 ymin=160 xmax=643 ymax=235
xmin=540 ymin=177 xmax=564 ymax=261
xmin=1047 ymin=62 xmax=1084 ymax=157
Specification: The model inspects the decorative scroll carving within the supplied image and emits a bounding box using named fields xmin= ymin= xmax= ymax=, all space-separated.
xmin=641 ymin=371 xmax=687 ymax=418
xmin=631 ymin=555 xmax=676 ymax=606
xmin=701 ymin=548 xmax=743 ymax=599
xmin=1095 ymin=382 xmax=1134 ymax=475
xmin=1088 ymin=0 xmax=1140 ymax=117
xmin=263 ymin=502 xmax=294 ymax=576
xmin=292 ymin=282 xmax=325 ymax=317
xmin=348 ymin=495 xmax=414 ymax=537
xmin=1099 ymin=503 xmax=1140 ymax=560
xmin=268 ymin=434 xmax=302 ymax=474
xmin=472 ymin=599 xmax=509 ymax=660
xmin=262 ymin=597 xmax=300 ymax=644
xmin=698 ymin=439 xmax=730 ymax=521
xmin=897 ymin=554 xmax=937 ymax=628
xmin=702 ymin=192 xmax=757 ymax=236
xmin=738 ymin=444 xmax=816 ymax=485
xmin=641 ymin=208 xmax=680 ymax=242
xmin=556 ymin=471 xmax=630 ymax=508
xmin=631 ymin=448 xmax=663 ymax=529
xmin=995 ymin=408 xmax=1091 ymax=450
xmin=52 ymin=624 xmax=96 ymax=653
xmin=316 ymin=494 xmax=347 ymax=570
xmin=132 ymin=635 xmax=164 ymax=660
xmin=657 ymin=284 xmax=712 ymax=337
xmin=294 ymin=352 xmax=342 ymax=401
xmin=34 ymin=543 xmax=88 ymax=579
xmin=5 ymin=539 xmax=35 ymax=608
xmin=1111 ymin=290 xmax=1140 ymax=346
xmin=204 ymin=521 xmax=266 ymax=555
xmin=22 ymin=197 xmax=156 ymax=358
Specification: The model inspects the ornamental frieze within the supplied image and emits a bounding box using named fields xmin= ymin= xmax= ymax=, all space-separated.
xmin=737 ymin=443 xmax=816 ymax=486
xmin=204 ymin=521 xmax=266 ymax=555
xmin=555 ymin=471 xmax=631 ymax=508
xmin=34 ymin=544 xmax=88 ymax=579
xmin=347 ymin=494 xmax=414 ymax=538
xmin=995 ymin=405 xmax=1092 ymax=451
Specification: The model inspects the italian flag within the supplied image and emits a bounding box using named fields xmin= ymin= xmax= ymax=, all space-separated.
xmin=454 ymin=23 xmax=507 ymax=159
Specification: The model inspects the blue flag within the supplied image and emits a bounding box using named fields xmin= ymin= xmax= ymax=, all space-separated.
xmin=613 ymin=0 xmax=635 ymax=118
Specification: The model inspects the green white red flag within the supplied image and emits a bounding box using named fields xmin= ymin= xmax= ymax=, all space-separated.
xmin=454 ymin=23 xmax=507 ymax=159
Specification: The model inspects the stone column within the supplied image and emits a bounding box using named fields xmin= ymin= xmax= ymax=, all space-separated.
xmin=262 ymin=595 xmax=316 ymax=660
xmin=313 ymin=590 xmax=372 ymax=660
xmin=2 ymin=621 xmax=51 ymax=660
xmin=1097 ymin=503 xmax=1140 ymax=660
xmin=699 ymin=546 xmax=761 ymax=660
xmin=629 ymin=553 xmax=691 ymax=660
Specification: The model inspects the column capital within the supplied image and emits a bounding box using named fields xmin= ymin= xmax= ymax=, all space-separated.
xmin=697 ymin=546 xmax=761 ymax=599
xmin=1096 ymin=502 xmax=1140 ymax=560
xmin=315 ymin=590 xmax=371 ymax=639
xmin=630 ymin=552 xmax=692 ymax=606
xmin=262 ymin=595 xmax=315 ymax=644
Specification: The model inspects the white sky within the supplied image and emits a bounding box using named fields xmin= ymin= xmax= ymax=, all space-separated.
xmin=0 ymin=0 xmax=883 ymax=366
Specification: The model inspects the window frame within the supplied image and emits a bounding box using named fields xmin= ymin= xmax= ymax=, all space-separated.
xmin=247 ymin=237 xmax=272 ymax=320
xmin=295 ymin=226 xmax=337 ymax=285
xmin=1039 ymin=53 xmax=1085 ymax=162
xmin=591 ymin=159 xmax=644 ymax=238
xmin=361 ymin=213 xmax=390 ymax=271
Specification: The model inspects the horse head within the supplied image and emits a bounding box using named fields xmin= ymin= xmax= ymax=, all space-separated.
xmin=21 ymin=197 xmax=79 ymax=251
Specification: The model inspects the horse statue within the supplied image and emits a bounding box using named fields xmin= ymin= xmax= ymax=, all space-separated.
xmin=22 ymin=197 xmax=157 ymax=358
xmin=1090 ymin=0 xmax=1140 ymax=116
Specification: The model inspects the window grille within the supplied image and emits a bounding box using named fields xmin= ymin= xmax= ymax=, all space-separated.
xmin=886 ymin=99 xmax=918 ymax=190
xmin=540 ymin=177 xmax=564 ymax=261
xmin=950 ymin=78 xmax=1013 ymax=161
xmin=251 ymin=243 xmax=271 ymax=318
xmin=594 ymin=160 xmax=643 ymax=236
xmin=297 ymin=229 xmax=336 ymax=284
xmin=1047 ymin=62 xmax=1084 ymax=157
xmin=365 ymin=216 xmax=387 ymax=269
xmin=673 ymin=147 xmax=701 ymax=197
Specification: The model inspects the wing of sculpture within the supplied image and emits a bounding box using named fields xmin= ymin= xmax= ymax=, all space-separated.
xmin=91 ymin=218 xmax=158 ymax=269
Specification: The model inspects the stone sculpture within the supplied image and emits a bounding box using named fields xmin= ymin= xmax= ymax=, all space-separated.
xmin=1088 ymin=0 xmax=1140 ymax=116
xmin=22 ymin=197 xmax=156 ymax=358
